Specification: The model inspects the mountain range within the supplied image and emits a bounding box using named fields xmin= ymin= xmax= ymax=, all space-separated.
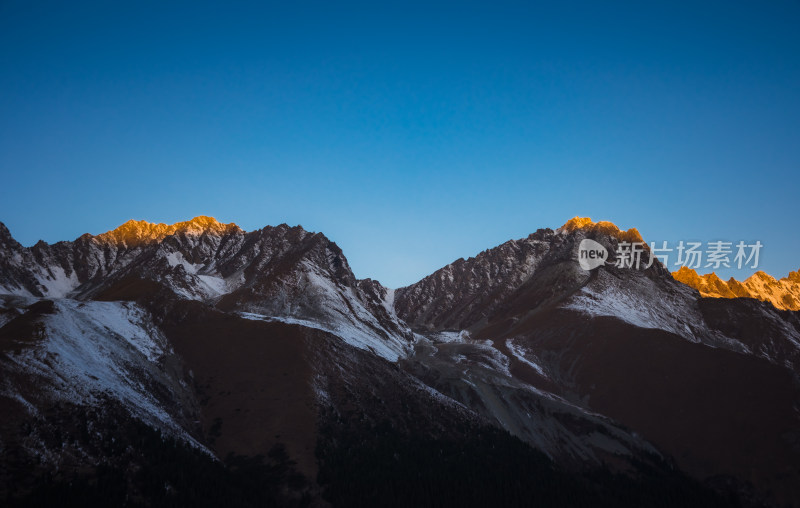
xmin=674 ymin=266 xmax=800 ymax=311
xmin=1 ymin=216 xmax=798 ymax=507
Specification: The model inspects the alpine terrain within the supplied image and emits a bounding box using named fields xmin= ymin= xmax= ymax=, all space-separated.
xmin=1 ymin=216 xmax=798 ymax=507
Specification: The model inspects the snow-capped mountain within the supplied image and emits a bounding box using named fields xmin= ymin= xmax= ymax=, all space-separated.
xmin=0 ymin=216 xmax=411 ymax=361
xmin=1 ymin=216 xmax=798 ymax=507
xmin=397 ymin=217 xmax=800 ymax=505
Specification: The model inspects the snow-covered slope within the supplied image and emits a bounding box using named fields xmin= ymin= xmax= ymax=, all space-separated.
xmin=0 ymin=297 xmax=202 ymax=447
xmin=561 ymin=264 xmax=751 ymax=353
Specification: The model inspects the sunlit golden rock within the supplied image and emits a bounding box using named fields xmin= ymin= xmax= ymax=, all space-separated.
xmin=559 ymin=216 xmax=644 ymax=243
xmin=95 ymin=216 xmax=240 ymax=247
xmin=673 ymin=266 xmax=800 ymax=311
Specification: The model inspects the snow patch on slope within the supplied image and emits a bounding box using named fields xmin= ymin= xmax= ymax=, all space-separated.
xmin=161 ymin=249 xmax=235 ymax=300
xmin=197 ymin=274 xmax=228 ymax=297
xmin=562 ymin=268 xmax=705 ymax=339
xmin=506 ymin=338 xmax=547 ymax=377
xmin=239 ymin=311 xmax=407 ymax=362
xmin=382 ymin=287 xmax=396 ymax=315
xmin=298 ymin=261 xmax=410 ymax=360
xmin=35 ymin=266 xmax=80 ymax=298
xmin=430 ymin=330 xmax=470 ymax=343
xmin=3 ymin=299 xmax=203 ymax=448
xmin=562 ymin=270 xmax=750 ymax=353
xmin=564 ymin=284 xmax=691 ymax=336
xmin=165 ymin=251 xmax=201 ymax=274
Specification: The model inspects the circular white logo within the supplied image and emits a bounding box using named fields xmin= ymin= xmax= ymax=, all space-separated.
xmin=577 ymin=239 xmax=608 ymax=270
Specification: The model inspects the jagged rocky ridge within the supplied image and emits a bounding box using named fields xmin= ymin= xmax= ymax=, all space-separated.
xmin=1 ymin=216 xmax=799 ymax=507
xmin=674 ymin=265 xmax=800 ymax=311
xmin=0 ymin=217 xmax=411 ymax=361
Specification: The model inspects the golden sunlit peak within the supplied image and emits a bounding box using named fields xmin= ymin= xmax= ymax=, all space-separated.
xmin=673 ymin=266 xmax=702 ymax=284
xmin=96 ymin=216 xmax=240 ymax=246
xmin=673 ymin=266 xmax=800 ymax=311
xmin=559 ymin=217 xmax=644 ymax=243
xmin=561 ymin=217 xmax=597 ymax=230
xmin=745 ymin=271 xmax=777 ymax=284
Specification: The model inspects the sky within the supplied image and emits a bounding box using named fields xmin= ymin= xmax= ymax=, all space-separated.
xmin=0 ymin=1 xmax=798 ymax=288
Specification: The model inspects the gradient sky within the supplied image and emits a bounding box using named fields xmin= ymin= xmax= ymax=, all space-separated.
xmin=1 ymin=1 xmax=798 ymax=288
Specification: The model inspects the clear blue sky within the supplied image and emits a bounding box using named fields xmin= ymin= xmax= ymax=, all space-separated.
xmin=1 ymin=1 xmax=798 ymax=287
